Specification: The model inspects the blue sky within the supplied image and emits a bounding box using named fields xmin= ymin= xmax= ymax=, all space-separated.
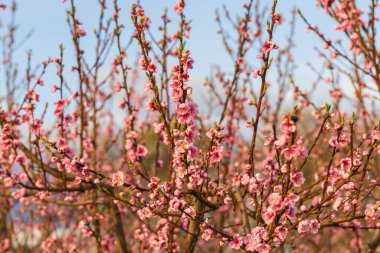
xmin=0 ymin=0 xmax=344 ymax=110
xmin=2 ymin=0 xmax=331 ymax=75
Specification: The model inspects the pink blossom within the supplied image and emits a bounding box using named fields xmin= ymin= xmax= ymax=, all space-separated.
xmin=252 ymin=69 xmax=260 ymax=78
xmin=244 ymin=227 xmax=270 ymax=252
xmin=4 ymin=177 xmax=14 ymax=187
xmin=37 ymin=78 xmax=44 ymax=86
xmin=184 ymin=206 xmax=196 ymax=219
xmin=111 ymin=171 xmax=124 ymax=187
xmin=365 ymin=201 xmax=380 ymax=220
xmin=309 ymin=219 xmax=320 ymax=233
xmin=268 ymin=193 xmax=283 ymax=210
xmin=272 ymin=13 xmax=283 ymax=25
xmin=262 ymin=41 xmax=279 ymax=53
xmin=262 ymin=207 xmax=276 ymax=225
xmin=136 ymin=145 xmax=148 ymax=157
xmin=228 ymin=234 xmax=243 ymax=250
xmin=291 ymin=172 xmax=305 ymax=187
xmin=298 ymin=219 xmax=320 ymax=234
xmin=281 ymin=115 xmax=296 ymax=134
xmin=282 ymin=145 xmax=300 ymax=160
xmin=274 ymin=226 xmax=288 ymax=241
xmin=174 ymin=101 xmax=198 ymax=124
xmin=202 ymin=229 xmax=213 ymax=241
xmin=174 ymin=0 xmax=184 ymax=14
xmin=210 ymin=143 xmax=224 ymax=165
xmin=169 ymin=197 xmax=181 ymax=213
xmin=298 ymin=220 xmax=310 ymax=233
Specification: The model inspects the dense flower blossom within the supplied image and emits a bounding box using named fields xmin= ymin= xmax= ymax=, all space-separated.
xmin=244 ymin=227 xmax=270 ymax=252
xmin=0 ymin=0 xmax=379 ymax=252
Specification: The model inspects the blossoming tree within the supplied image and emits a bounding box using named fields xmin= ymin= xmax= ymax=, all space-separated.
xmin=0 ymin=0 xmax=379 ymax=252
